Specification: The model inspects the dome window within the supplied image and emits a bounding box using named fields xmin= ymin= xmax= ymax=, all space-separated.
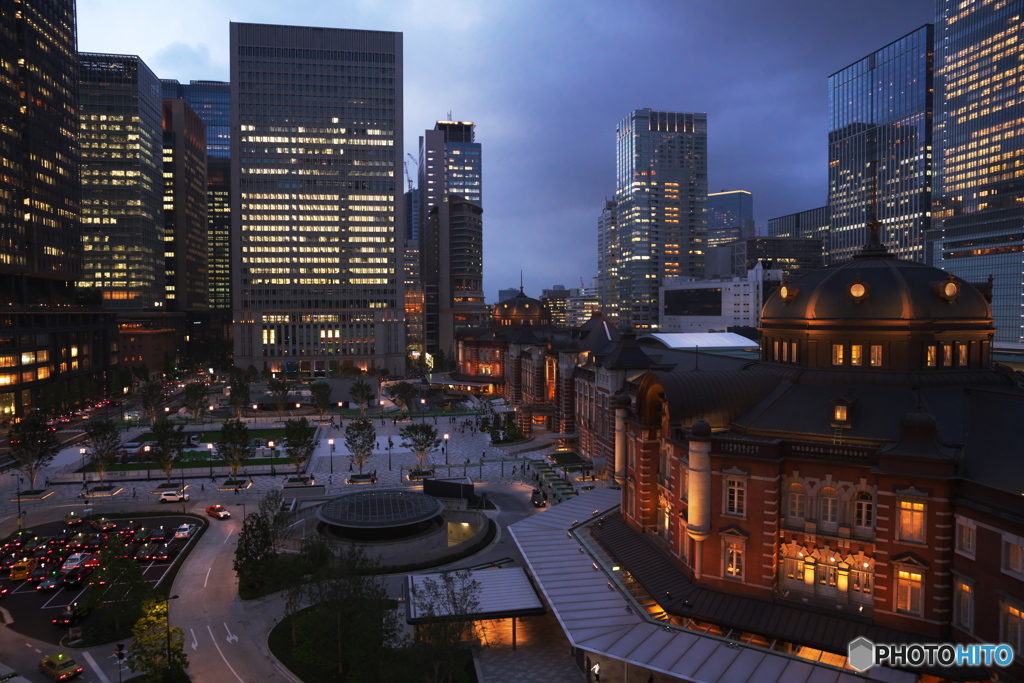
xmin=848 ymin=278 xmax=869 ymax=302
xmin=937 ymin=277 xmax=960 ymax=302
xmin=778 ymin=283 xmax=799 ymax=304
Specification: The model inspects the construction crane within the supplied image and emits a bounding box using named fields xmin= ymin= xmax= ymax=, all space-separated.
xmin=403 ymin=160 xmax=413 ymax=190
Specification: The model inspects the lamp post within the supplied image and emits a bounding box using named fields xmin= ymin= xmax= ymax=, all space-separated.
xmin=420 ymin=398 xmax=426 ymax=420
xmin=162 ymin=594 xmax=179 ymax=671
xmin=443 ymin=434 xmax=449 ymax=466
xmin=387 ymin=439 xmax=392 ymax=471
xmin=236 ymin=502 xmax=246 ymax=519
xmin=144 ymin=445 xmax=151 ymax=481
xmin=80 ymin=447 xmax=87 ymax=483
xmin=11 ymin=474 xmax=22 ymax=528
xmin=328 ymin=439 xmax=335 ymax=475
xmin=207 ymin=443 xmax=214 ymax=478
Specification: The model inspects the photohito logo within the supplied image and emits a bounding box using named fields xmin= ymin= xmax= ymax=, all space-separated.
xmin=848 ymin=637 xmax=1014 ymax=672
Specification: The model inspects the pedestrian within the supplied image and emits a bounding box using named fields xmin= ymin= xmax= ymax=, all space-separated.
xmin=45 ymin=478 xmax=49 ymax=487
xmin=591 ymin=662 xmax=601 ymax=683
xmin=234 ymin=486 xmax=239 ymax=495
xmin=132 ymin=488 xmax=136 ymax=499
xmin=543 ymin=490 xmax=548 ymax=502
xmin=201 ymin=483 xmax=205 ymax=492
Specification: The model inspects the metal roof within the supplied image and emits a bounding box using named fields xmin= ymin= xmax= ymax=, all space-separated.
xmin=639 ymin=332 xmax=759 ymax=351
xmin=509 ymin=489 xmax=914 ymax=683
xmin=317 ymin=489 xmax=444 ymax=528
xmin=404 ymin=566 xmax=545 ymax=623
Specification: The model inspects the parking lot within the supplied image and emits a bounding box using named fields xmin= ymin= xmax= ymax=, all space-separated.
xmin=0 ymin=514 xmax=200 ymax=645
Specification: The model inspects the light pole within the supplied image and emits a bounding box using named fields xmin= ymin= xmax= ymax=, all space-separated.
xmin=443 ymin=433 xmax=449 ymax=466
xmin=236 ymin=502 xmax=246 ymax=519
xmin=79 ymin=447 xmax=87 ymax=484
xmin=420 ymin=398 xmax=426 ymax=420
xmin=207 ymin=443 xmax=214 ymax=478
xmin=328 ymin=439 xmax=335 ymax=475
xmin=387 ymin=440 xmax=392 ymax=471
xmin=11 ymin=474 xmax=22 ymax=528
xmin=144 ymin=444 xmax=151 ymax=481
xmin=162 ymin=594 xmax=179 ymax=671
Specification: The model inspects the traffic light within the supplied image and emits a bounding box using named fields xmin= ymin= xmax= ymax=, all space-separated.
xmin=115 ymin=643 xmax=125 ymax=660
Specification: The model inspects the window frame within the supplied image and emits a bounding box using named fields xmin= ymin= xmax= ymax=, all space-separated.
xmin=788 ymin=483 xmax=805 ymax=520
xmin=819 ymin=487 xmax=839 ymax=526
xmin=954 ymin=577 xmax=974 ymax=633
xmin=1004 ymin=600 xmax=1024 ymax=662
xmin=724 ymin=539 xmax=744 ymax=581
xmin=898 ymin=499 xmax=926 ymax=544
xmin=896 ymin=569 xmax=923 ymax=615
xmin=724 ymin=477 xmax=746 ymax=518
xmin=870 ymin=344 xmax=882 ymax=367
xmin=854 ymin=492 xmax=874 ymax=530
xmin=851 ymin=344 xmax=863 ymax=366
xmin=955 ymin=517 xmax=976 ymax=559
xmin=832 ymin=344 xmax=844 ymax=366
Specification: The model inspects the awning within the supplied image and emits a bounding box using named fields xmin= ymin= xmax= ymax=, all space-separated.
xmin=404 ymin=566 xmax=545 ymax=624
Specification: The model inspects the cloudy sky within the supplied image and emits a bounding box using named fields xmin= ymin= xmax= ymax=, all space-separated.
xmin=78 ymin=0 xmax=934 ymax=302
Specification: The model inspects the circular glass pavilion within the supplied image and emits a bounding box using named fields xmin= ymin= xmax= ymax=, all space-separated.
xmin=316 ymin=489 xmax=445 ymax=541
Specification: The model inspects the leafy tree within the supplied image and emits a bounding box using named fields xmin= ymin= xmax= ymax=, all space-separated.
xmin=258 ymin=489 xmax=293 ymax=555
xmin=233 ymin=509 xmax=274 ymax=591
xmin=269 ymin=379 xmax=290 ymax=418
xmin=126 ymin=596 xmax=189 ymax=681
xmin=151 ymin=418 xmax=185 ymax=484
xmin=295 ymin=545 xmax=406 ymax=678
xmin=215 ymin=418 xmax=251 ymax=479
xmin=79 ymin=536 xmax=152 ymax=632
xmin=245 ymin=364 xmax=259 ymax=383
xmin=183 ymin=382 xmax=208 ymax=421
xmin=344 ymin=418 xmax=376 ymax=475
xmin=385 ymin=381 xmax=417 ymax=414
xmin=412 ymin=569 xmax=483 ymax=683
xmin=310 ymin=381 xmax=332 ymax=418
xmin=260 ymin=367 xmax=273 ymax=382
xmin=228 ymin=377 xmax=251 ymax=419
xmin=283 ymin=417 xmax=316 ymax=477
xmin=141 ymin=382 xmax=164 ymax=423
xmin=349 ymin=378 xmax=374 ymax=416
xmin=84 ymin=419 xmax=120 ymax=486
xmin=399 ymin=423 xmax=439 ymax=470
xmin=7 ymin=412 xmax=59 ymax=490
xmin=479 ymin=415 xmax=490 ymax=432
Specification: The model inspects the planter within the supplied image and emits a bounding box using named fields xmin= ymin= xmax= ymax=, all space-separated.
xmin=155 ymin=482 xmax=181 ymax=490
xmin=407 ymin=469 xmax=434 ymax=481
xmin=346 ymin=473 xmax=376 ymax=485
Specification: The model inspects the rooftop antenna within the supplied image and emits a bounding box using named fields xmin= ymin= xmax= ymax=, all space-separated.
xmin=858 ymin=160 xmax=888 ymax=257
xmin=447 ymin=110 xmax=452 ymax=121
xmin=519 ymin=270 xmax=524 ymax=294
xmin=694 ymin=346 xmax=700 ymax=371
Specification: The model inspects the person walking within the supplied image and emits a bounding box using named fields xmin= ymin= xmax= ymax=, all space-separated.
xmin=132 ymin=488 xmax=136 ymax=499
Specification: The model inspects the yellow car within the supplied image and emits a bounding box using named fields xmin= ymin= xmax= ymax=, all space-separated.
xmin=10 ymin=557 xmax=38 ymax=581
xmin=38 ymin=653 xmax=83 ymax=680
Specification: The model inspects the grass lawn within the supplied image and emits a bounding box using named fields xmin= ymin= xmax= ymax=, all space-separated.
xmin=131 ymin=427 xmax=289 ymax=443
xmin=82 ymin=456 xmax=292 ymax=473
xmin=548 ymin=451 xmax=586 ymax=466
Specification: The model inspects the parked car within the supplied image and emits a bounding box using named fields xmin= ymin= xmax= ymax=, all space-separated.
xmin=134 ymin=542 xmax=159 ymax=561
xmin=61 ymin=566 xmax=91 ymax=588
xmin=63 ymin=512 xmax=84 ymax=527
xmin=206 ymin=505 xmax=231 ymax=519
xmin=90 ymin=517 xmax=117 ymax=531
xmin=61 ymin=553 xmax=90 ymax=572
xmin=10 ymin=557 xmax=39 ymax=580
xmin=173 ymin=524 xmax=196 ymax=539
xmin=151 ymin=540 xmax=184 ymax=562
xmin=38 ymin=653 xmax=83 ymax=681
xmin=36 ymin=576 xmax=61 ymax=591
xmin=52 ymin=603 xmax=79 ymax=626
xmin=158 ymin=490 xmax=189 ymax=503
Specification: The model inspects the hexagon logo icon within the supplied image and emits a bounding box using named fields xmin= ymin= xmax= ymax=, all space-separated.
xmin=848 ymin=636 xmax=875 ymax=672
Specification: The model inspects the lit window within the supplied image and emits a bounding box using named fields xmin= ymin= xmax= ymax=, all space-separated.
xmin=781 ymin=341 xmax=788 ymax=362
xmin=899 ymin=500 xmax=926 ymax=543
xmin=896 ymin=570 xmax=923 ymax=615
xmin=943 ymin=344 xmax=953 ymax=366
xmin=870 ymin=345 xmax=882 ymax=367
xmin=817 ymin=563 xmax=837 ymax=587
xmin=958 ymin=342 xmax=968 ymax=366
xmin=1005 ymin=603 xmax=1024 ymax=659
xmin=834 ymin=405 xmax=848 ymax=421
xmin=773 ymin=340 xmax=779 ymax=361
xmin=851 ymin=345 xmax=863 ymax=366
xmin=926 ymin=345 xmax=937 ymax=367
xmin=851 ymin=568 xmax=873 ymax=597
xmin=956 ymin=518 xmax=976 ymax=557
xmin=854 ymin=492 xmax=874 ymax=529
xmin=784 ymin=557 xmax=801 ymax=582
xmin=724 ymin=540 xmax=743 ymax=579
xmin=788 ymin=483 xmax=805 ymax=519
xmin=832 ymin=344 xmax=844 ymax=366
xmin=956 ymin=580 xmax=974 ymax=632
xmin=791 ymin=342 xmax=798 ymax=363
xmin=725 ymin=478 xmax=745 ymax=516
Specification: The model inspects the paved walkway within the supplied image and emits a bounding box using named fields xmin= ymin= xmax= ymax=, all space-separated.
xmin=477 ymin=614 xmax=585 ymax=683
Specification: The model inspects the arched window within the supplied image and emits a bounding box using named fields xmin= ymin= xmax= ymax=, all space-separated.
xmin=854 ymin=491 xmax=874 ymax=530
xmin=788 ymin=482 xmax=805 ymax=520
xmin=820 ymin=487 xmax=839 ymax=525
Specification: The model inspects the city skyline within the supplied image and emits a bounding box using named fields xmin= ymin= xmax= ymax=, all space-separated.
xmin=76 ymin=0 xmax=933 ymax=301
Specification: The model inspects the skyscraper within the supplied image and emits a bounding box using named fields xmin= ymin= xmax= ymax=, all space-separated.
xmin=932 ymin=0 xmax=1024 ymax=343
xmin=417 ymin=120 xmax=482 ymax=231
xmin=828 ymin=25 xmax=934 ymax=264
xmin=230 ymin=23 xmax=405 ymax=377
xmin=707 ymin=190 xmax=754 ymax=248
xmin=161 ymin=98 xmax=208 ymax=312
xmin=596 ymin=199 xmax=619 ymax=319
xmin=601 ymin=109 xmax=708 ymax=330
xmin=162 ymin=80 xmax=232 ymax=312
xmin=78 ymin=53 xmax=165 ymax=309
xmin=0 ymin=0 xmax=118 ymax=419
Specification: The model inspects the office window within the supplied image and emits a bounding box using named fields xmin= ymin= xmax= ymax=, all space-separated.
xmin=851 ymin=344 xmax=863 ymax=366
xmin=854 ymin=492 xmax=874 ymax=529
xmin=926 ymin=345 xmax=937 ymax=367
xmin=899 ymin=499 xmax=926 ymax=543
xmin=820 ymin=487 xmax=839 ymax=525
xmin=870 ymin=345 xmax=882 ymax=367
xmin=788 ymin=483 xmax=805 ymax=520
xmin=956 ymin=518 xmax=976 ymax=558
xmin=896 ymin=570 xmax=923 ymax=615
xmin=724 ymin=540 xmax=743 ymax=580
xmin=955 ymin=580 xmax=974 ymax=632
xmin=1005 ymin=603 xmax=1024 ymax=660
xmin=832 ymin=344 xmax=844 ymax=366
xmin=725 ymin=478 xmax=745 ymax=516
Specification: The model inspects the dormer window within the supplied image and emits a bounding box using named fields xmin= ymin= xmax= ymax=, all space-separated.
xmin=832 ymin=396 xmax=854 ymax=427
xmin=851 ymin=345 xmax=863 ymax=366
xmin=834 ymin=405 xmax=848 ymax=421
xmin=832 ymin=344 xmax=844 ymax=366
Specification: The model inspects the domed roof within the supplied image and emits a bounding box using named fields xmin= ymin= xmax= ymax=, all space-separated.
xmin=493 ymin=289 xmax=551 ymax=326
xmin=761 ymin=249 xmax=992 ymax=328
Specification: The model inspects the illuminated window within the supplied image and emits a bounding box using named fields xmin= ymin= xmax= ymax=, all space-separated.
xmin=956 ymin=580 xmax=974 ymax=632
xmin=851 ymin=568 xmax=873 ymax=597
xmin=832 ymin=344 xmax=844 ymax=366
xmin=1004 ymin=603 xmax=1024 ymax=659
xmin=724 ymin=540 xmax=743 ymax=580
xmin=958 ymin=342 xmax=968 ymax=366
xmin=791 ymin=342 xmax=798 ymax=363
xmin=851 ymin=345 xmax=863 ymax=366
xmin=773 ymin=340 xmax=779 ymax=361
xmin=899 ymin=499 xmax=926 ymax=543
xmin=781 ymin=341 xmax=788 ymax=362
xmin=834 ymin=405 xmax=848 ymax=421
xmin=943 ymin=344 xmax=953 ymax=366
xmin=926 ymin=345 xmax=936 ymax=367
xmin=817 ymin=563 xmax=837 ymax=587
xmin=870 ymin=345 xmax=882 ymax=367
xmin=896 ymin=570 xmax=923 ymax=615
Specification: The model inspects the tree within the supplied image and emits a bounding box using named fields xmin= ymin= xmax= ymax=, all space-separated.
xmin=126 ymin=596 xmax=189 ymax=681
xmin=84 ymin=419 xmax=120 ymax=486
xmin=257 ymin=489 xmax=292 ymax=554
xmin=233 ymin=509 xmax=274 ymax=592
xmin=215 ymin=418 xmax=251 ymax=479
xmin=141 ymin=383 xmax=164 ymax=424
xmin=311 ymin=381 xmax=332 ymax=418
xmin=151 ymin=418 xmax=185 ymax=484
xmin=349 ymin=378 xmax=374 ymax=416
xmin=228 ymin=377 xmax=250 ymax=419
xmin=344 ymin=418 xmax=376 ymax=475
xmin=412 ymin=569 xmax=483 ymax=683
xmin=385 ymin=381 xmax=417 ymax=414
xmin=79 ymin=536 xmax=152 ymax=632
xmin=7 ymin=412 xmax=60 ymax=490
xmin=269 ymin=379 xmax=290 ymax=418
xmin=399 ymin=423 xmax=439 ymax=470
xmin=283 ymin=417 xmax=316 ymax=477
xmin=183 ymin=382 xmax=208 ymax=421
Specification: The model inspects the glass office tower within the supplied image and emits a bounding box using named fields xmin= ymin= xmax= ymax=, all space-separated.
xmin=230 ymin=22 xmax=405 ymax=377
xmin=602 ymin=109 xmax=707 ymax=330
xmin=707 ymin=190 xmax=754 ymax=248
xmin=932 ymin=0 xmax=1024 ymax=343
xmin=78 ymin=53 xmax=165 ymax=309
xmin=828 ymin=25 xmax=933 ymax=264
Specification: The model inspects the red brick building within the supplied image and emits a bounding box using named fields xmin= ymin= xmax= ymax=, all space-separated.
xmin=608 ymin=239 xmax=1024 ymax=679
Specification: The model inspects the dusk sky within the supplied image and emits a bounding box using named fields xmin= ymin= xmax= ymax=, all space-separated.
xmin=78 ymin=0 xmax=934 ymax=303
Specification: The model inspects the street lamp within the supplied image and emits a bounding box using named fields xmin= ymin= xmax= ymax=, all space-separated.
xmin=11 ymin=474 xmax=22 ymax=528
xmin=328 ymin=439 xmax=335 ymax=475
xmin=162 ymin=594 xmax=179 ymax=671
xmin=443 ymin=434 xmax=449 ymax=465
xmin=236 ymin=502 xmax=246 ymax=519
xmin=79 ymin=447 xmax=87 ymax=483
xmin=207 ymin=443 xmax=214 ymax=478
